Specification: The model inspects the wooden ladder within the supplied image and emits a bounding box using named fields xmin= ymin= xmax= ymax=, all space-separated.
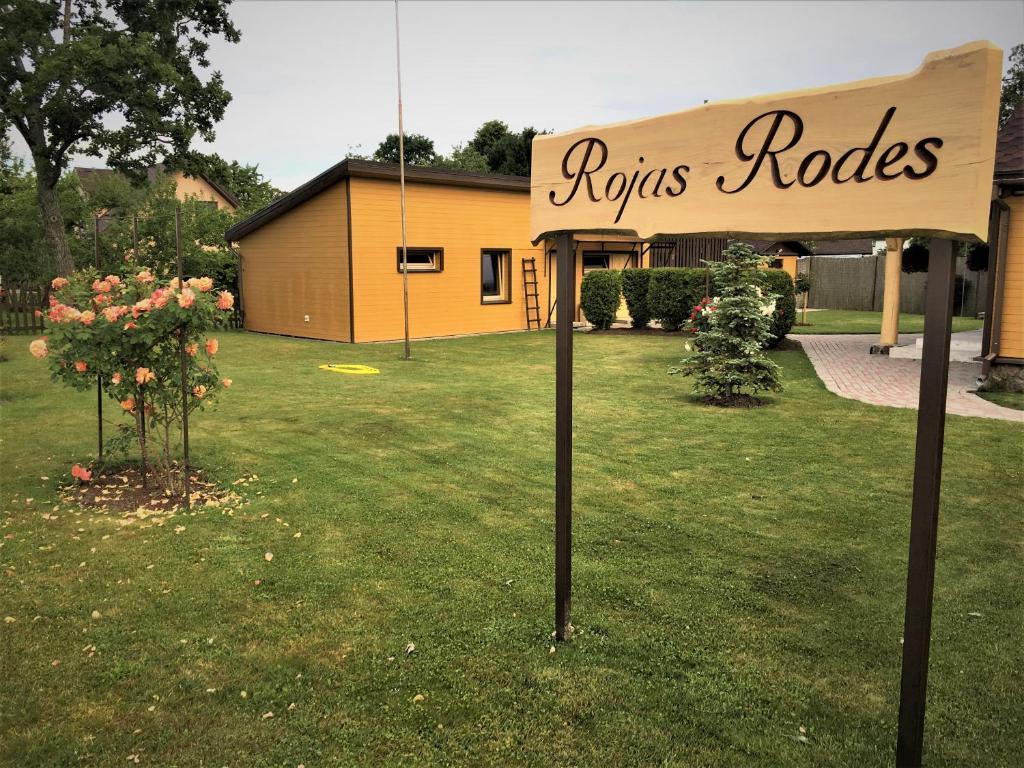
xmin=522 ymin=257 xmax=542 ymax=330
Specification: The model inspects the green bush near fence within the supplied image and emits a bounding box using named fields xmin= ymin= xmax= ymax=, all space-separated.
xmin=621 ymin=269 xmax=653 ymax=328
xmin=647 ymin=268 xmax=707 ymax=331
xmin=579 ymin=269 xmax=622 ymax=330
xmin=760 ymin=269 xmax=796 ymax=347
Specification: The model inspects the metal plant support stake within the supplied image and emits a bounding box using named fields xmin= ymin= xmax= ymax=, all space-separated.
xmin=94 ymin=216 xmax=103 ymax=459
xmin=175 ymin=206 xmax=191 ymax=508
xmin=133 ymin=216 xmax=147 ymax=488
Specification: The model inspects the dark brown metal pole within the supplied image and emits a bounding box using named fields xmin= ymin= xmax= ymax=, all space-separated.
xmin=895 ymin=238 xmax=956 ymax=768
xmin=94 ymin=216 xmax=103 ymax=459
xmin=175 ymin=206 xmax=191 ymax=509
xmin=133 ymin=215 xmax=145 ymax=479
xmin=555 ymin=232 xmax=575 ymax=641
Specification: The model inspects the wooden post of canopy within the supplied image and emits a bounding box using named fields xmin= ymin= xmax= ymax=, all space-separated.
xmin=872 ymin=237 xmax=904 ymax=354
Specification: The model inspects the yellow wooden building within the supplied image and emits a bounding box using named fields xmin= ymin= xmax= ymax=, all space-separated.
xmin=981 ymin=105 xmax=1024 ymax=389
xmin=226 ymin=160 xmax=722 ymax=343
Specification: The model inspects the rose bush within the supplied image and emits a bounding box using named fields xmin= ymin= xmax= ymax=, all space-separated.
xmin=29 ymin=267 xmax=234 ymax=492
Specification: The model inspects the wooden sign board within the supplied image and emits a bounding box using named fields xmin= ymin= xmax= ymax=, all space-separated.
xmin=530 ymin=41 xmax=1001 ymax=244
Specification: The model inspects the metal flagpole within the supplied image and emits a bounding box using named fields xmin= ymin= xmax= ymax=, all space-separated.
xmin=394 ymin=0 xmax=411 ymax=360
xmin=94 ymin=216 xmax=103 ymax=459
xmin=175 ymin=205 xmax=191 ymax=509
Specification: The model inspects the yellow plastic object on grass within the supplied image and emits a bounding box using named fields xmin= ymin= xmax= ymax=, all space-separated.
xmin=319 ymin=364 xmax=380 ymax=375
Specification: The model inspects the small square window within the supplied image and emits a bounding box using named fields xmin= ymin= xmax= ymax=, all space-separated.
xmin=582 ymin=253 xmax=610 ymax=273
xmin=397 ymin=247 xmax=443 ymax=273
xmin=481 ymin=249 xmax=511 ymax=303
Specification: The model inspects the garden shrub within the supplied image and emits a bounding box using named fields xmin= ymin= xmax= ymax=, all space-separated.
xmin=29 ymin=267 xmax=235 ymax=491
xmin=760 ymin=269 xmax=796 ymax=346
xmin=647 ymin=268 xmax=706 ymax=331
xmin=671 ymin=243 xmax=782 ymax=406
xmin=579 ymin=269 xmax=622 ymax=330
xmin=620 ymin=268 xmax=652 ymax=328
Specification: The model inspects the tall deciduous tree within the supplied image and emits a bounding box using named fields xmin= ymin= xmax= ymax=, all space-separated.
xmin=372 ymin=133 xmax=437 ymax=166
xmin=182 ymin=152 xmax=282 ymax=213
xmin=0 ymin=0 xmax=240 ymax=275
xmin=469 ymin=120 xmax=548 ymax=177
xmin=1000 ymin=43 xmax=1024 ymax=127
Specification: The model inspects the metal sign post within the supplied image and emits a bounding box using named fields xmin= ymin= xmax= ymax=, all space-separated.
xmin=554 ymin=232 xmax=575 ymax=641
xmin=896 ymin=238 xmax=956 ymax=767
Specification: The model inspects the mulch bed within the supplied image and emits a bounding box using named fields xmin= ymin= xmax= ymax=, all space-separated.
xmin=61 ymin=464 xmax=248 ymax=518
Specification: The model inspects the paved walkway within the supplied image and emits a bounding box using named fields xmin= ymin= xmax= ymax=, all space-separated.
xmin=791 ymin=334 xmax=1024 ymax=422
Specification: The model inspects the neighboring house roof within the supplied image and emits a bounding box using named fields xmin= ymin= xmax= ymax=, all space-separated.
xmin=73 ymin=165 xmax=240 ymax=209
xmin=994 ymin=105 xmax=1023 ymax=182
xmin=742 ymin=239 xmax=813 ymax=257
xmin=225 ymin=159 xmax=529 ymax=242
xmin=810 ymin=238 xmax=876 ymax=256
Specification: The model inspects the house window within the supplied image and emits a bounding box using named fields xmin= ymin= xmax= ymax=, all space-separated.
xmin=481 ymin=249 xmax=511 ymax=303
xmin=396 ymin=247 xmax=443 ymax=273
xmin=582 ymin=253 xmax=610 ymax=273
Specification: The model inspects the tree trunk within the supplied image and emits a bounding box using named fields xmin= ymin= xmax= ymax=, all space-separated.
xmin=35 ymin=173 xmax=74 ymax=276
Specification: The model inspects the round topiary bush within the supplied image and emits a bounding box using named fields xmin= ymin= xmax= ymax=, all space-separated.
xmin=621 ymin=268 xmax=652 ymax=328
xmin=647 ymin=268 xmax=706 ymax=331
xmin=760 ymin=269 xmax=796 ymax=346
xmin=579 ymin=269 xmax=622 ymax=330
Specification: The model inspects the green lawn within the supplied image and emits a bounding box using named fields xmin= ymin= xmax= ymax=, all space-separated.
xmin=2 ymin=330 xmax=1021 ymax=767
xmin=977 ymin=391 xmax=1024 ymax=411
xmin=794 ymin=310 xmax=984 ymax=335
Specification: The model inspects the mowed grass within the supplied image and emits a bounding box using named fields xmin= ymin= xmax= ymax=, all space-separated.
xmin=1 ymin=330 xmax=1021 ymax=768
xmin=794 ymin=309 xmax=983 ymax=335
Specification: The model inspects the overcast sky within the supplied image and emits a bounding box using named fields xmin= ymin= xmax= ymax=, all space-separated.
xmin=10 ymin=0 xmax=1024 ymax=192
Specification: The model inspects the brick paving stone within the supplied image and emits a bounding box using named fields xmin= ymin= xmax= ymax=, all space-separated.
xmin=791 ymin=334 xmax=1024 ymax=423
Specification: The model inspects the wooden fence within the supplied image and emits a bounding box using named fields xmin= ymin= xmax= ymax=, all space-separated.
xmin=798 ymin=255 xmax=987 ymax=317
xmin=1 ymin=286 xmax=243 ymax=334
xmin=0 ymin=286 xmax=48 ymax=335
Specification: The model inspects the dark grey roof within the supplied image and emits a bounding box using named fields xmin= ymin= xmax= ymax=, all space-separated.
xmin=225 ymin=159 xmax=529 ymax=242
xmin=995 ymin=105 xmax=1023 ymax=180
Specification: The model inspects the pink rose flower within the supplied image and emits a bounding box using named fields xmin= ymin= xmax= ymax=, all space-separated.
xmin=124 ymin=321 xmax=137 ymax=330
xmin=221 ymin=378 xmax=232 ymax=388
xmin=74 ymin=360 xmax=88 ymax=373
xmin=188 ymin=276 xmax=214 ymax=292
xmin=71 ymin=464 xmax=92 ymax=482
xmin=216 ymin=291 xmax=234 ymax=311
xmin=29 ymin=338 xmax=48 ymax=358
xmin=205 ymin=338 xmax=219 ymax=356
xmin=136 ymin=270 xmax=155 ymax=283
xmin=185 ymin=343 xmax=198 ymax=357
xmin=178 ymin=288 xmax=196 ymax=309
xmin=106 ymin=275 xmax=121 ymax=286
xmin=112 ymin=372 xmax=122 ymax=385
xmin=135 ymin=367 xmax=155 ymax=385
xmin=80 ymin=310 xmax=95 ymax=325
xmin=192 ymin=384 xmax=208 ymax=399
xmin=51 ymin=277 xmax=69 ymax=290
xmin=120 ymin=397 xmax=136 ymax=412
xmin=91 ymin=279 xmax=111 ymax=293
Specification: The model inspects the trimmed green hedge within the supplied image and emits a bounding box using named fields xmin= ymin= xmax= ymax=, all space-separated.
xmin=621 ymin=269 xmax=652 ymax=328
xmin=579 ymin=269 xmax=622 ymax=330
xmin=647 ymin=268 xmax=707 ymax=331
xmin=759 ymin=269 xmax=796 ymax=346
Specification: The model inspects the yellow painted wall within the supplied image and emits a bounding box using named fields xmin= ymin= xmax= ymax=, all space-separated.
xmin=774 ymin=255 xmax=798 ymax=280
xmin=173 ymin=172 xmax=236 ymax=211
xmin=349 ymin=178 xmax=545 ymax=342
xmin=237 ymin=181 xmax=350 ymax=342
xmin=997 ymin=193 xmax=1024 ymax=359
